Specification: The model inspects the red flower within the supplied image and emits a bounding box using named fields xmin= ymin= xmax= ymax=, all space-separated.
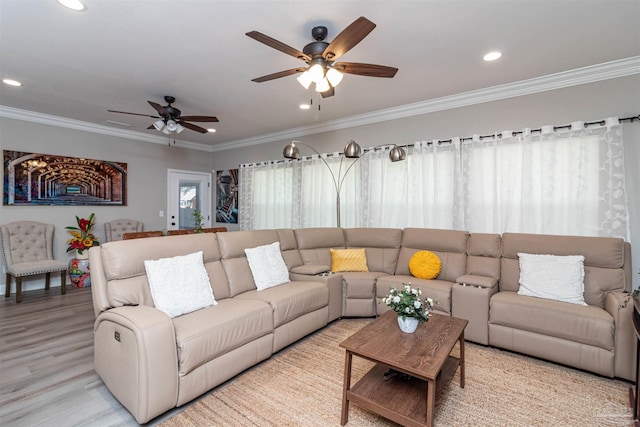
xmin=78 ymin=218 xmax=90 ymax=232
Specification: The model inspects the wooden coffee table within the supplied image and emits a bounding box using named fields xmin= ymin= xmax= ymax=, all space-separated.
xmin=340 ymin=311 xmax=468 ymax=427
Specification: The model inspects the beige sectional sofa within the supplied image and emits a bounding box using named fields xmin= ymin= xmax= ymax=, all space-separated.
xmin=89 ymin=227 xmax=634 ymax=423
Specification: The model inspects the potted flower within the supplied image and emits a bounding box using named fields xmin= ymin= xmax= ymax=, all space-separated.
xmin=66 ymin=213 xmax=99 ymax=258
xmin=382 ymin=283 xmax=437 ymax=333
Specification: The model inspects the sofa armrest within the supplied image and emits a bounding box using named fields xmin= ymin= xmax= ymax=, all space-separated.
xmin=456 ymin=274 xmax=498 ymax=290
xmin=94 ymin=305 xmax=179 ymax=424
xmin=452 ymin=275 xmax=499 ymax=345
xmin=290 ymin=272 xmax=344 ymax=322
xmin=605 ymin=291 xmax=636 ymax=381
xmin=290 ymin=264 xmax=331 ymax=275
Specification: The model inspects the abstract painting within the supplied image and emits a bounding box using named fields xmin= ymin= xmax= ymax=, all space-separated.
xmin=215 ymin=169 xmax=238 ymax=223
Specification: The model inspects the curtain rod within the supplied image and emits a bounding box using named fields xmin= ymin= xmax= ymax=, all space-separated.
xmin=241 ymin=114 xmax=640 ymax=167
xmin=411 ymin=114 xmax=640 ymax=147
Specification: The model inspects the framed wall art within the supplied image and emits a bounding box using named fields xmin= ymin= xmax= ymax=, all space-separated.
xmin=215 ymin=169 xmax=238 ymax=223
xmin=3 ymin=150 xmax=128 ymax=206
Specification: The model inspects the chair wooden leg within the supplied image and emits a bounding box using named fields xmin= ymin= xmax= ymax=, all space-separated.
xmin=45 ymin=272 xmax=51 ymax=290
xmin=5 ymin=273 xmax=10 ymax=298
xmin=15 ymin=276 xmax=22 ymax=303
xmin=60 ymin=270 xmax=66 ymax=295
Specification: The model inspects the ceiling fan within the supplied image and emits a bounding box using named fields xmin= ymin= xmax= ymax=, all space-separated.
xmin=108 ymin=96 xmax=218 ymax=134
xmin=246 ymin=16 xmax=398 ymax=98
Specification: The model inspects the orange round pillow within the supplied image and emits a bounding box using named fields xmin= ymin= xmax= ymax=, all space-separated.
xmin=409 ymin=250 xmax=442 ymax=279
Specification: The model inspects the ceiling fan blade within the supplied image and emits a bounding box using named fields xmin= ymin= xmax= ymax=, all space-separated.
xmin=180 ymin=115 xmax=219 ymax=122
xmin=148 ymin=101 xmax=170 ymax=118
xmin=246 ymin=31 xmax=311 ymax=62
xmin=334 ymin=62 xmax=398 ymax=78
xmin=322 ymin=17 xmax=376 ymax=61
xmin=180 ymin=121 xmax=208 ymax=134
xmin=147 ymin=125 xmax=155 ymax=129
xmin=108 ymin=109 xmax=160 ymax=119
xmin=252 ymin=67 xmax=307 ymax=83
xmin=320 ymin=86 xmax=335 ymax=98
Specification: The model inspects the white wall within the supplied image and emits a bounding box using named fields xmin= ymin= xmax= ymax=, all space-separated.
xmin=1 ymin=75 xmax=639 ymax=294
xmin=212 ymin=75 xmax=640 ymax=290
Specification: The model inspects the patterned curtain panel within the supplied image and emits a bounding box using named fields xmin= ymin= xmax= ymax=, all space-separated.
xmin=461 ymin=118 xmax=628 ymax=240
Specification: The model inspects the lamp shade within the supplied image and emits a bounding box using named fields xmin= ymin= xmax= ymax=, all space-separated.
xmin=308 ymin=63 xmax=325 ymax=83
xmin=389 ymin=145 xmax=407 ymax=162
xmin=315 ymin=78 xmax=330 ymax=93
xmin=283 ymin=142 xmax=300 ymax=159
xmin=165 ymin=120 xmax=178 ymax=132
xmin=326 ymin=68 xmax=343 ymax=87
xmin=175 ymin=123 xmax=185 ymax=134
xmin=297 ymin=71 xmax=313 ymax=89
xmin=343 ymin=139 xmax=362 ymax=158
xmin=153 ymin=119 xmax=165 ymax=131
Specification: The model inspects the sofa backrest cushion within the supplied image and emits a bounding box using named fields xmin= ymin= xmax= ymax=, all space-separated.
xmin=217 ymin=229 xmax=285 ymax=297
xmin=294 ymin=228 xmax=345 ymax=267
xmin=97 ymin=233 xmax=229 ymax=311
xmin=343 ymin=228 xmax=402 ymax=274
xmin=501 ymin=233 xmax=627 ymax=308
xmin=466 ymin=233 xmax=501 ymax=280
xmin=396 ymin=228 xmax=469 ymax=282
xmin=276 ymin=229 xmax=303 ymax=270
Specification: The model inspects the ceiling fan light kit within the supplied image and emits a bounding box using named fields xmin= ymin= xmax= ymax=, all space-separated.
xmin=108 ymin=95 xmax=218 ymax=137
xmin=247 ymin=16 xmax=398 ymax=98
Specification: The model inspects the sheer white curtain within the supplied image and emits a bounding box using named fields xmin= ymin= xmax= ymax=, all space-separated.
xmin=461 ymin=119 xmax=628 ymax=239
xmin=240 ymin=118 xmax=628 ymax=239
xmin=296 ymin=152 xmax=361 ymax=228
xmin=361 ymin=142 xmax=460 ymax=229
xmin=239 ymin=161 xmax=294 ymax=230
xmin=239 ymin=153 xmax=362 ymax=229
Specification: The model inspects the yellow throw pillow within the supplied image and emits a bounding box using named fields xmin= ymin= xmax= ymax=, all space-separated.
xmin=409 ymin=250 xmax=442 ymax=279
xmin=330 ymin=248 xmax=369 ymax=273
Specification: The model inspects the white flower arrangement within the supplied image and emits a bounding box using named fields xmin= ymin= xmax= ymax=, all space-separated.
xmin=382 ymin=283 xmax=437 ymax=323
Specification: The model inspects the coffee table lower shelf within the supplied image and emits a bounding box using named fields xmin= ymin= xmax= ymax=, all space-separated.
xmin=346 ymin=356 xmax=460 ymax=427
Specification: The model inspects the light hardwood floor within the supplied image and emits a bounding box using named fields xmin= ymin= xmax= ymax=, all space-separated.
xmin=0 ymin=285 xmax=182 ymax=426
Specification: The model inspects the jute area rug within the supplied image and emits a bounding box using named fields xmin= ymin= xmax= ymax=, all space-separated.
xmin=160 ymin=319 xmax=633 ymax=427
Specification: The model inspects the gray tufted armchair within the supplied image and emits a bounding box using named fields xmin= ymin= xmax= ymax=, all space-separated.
xmin=104 ymin=218 xmax=143 ymax=242
xmin=0 ymin=221 xmax=68 ymax=303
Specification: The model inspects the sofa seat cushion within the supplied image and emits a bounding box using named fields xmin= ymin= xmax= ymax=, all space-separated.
xmin=376 ymin=275 xmax=453 ymax=314
xmin=173 ymin=298 xmax=273 ymax=376
xmin=490 ymin=291 xmax=614 ymax=350
xmin=236 ymin=281 xmax=328 ymax=328
xmin=342 ymin=272 xmax=388 ymax=298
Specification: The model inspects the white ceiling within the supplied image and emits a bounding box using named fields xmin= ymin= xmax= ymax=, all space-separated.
xmin=1 ymin=0 xmax=639 ymax=151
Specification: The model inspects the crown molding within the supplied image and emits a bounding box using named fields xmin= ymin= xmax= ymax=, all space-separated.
xmin=1 ymin=56 xmax=638 ymax=153
xmin=212 ymin=56 xmax=640 ymax=152
xmin=0 ymin=106 xmax=214 ymax=152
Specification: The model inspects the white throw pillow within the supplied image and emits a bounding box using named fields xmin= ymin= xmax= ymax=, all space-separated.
xmin=144 ymin=251 xmax=216 ymax=318
xmin=517 ymin=253 xmax=587 ymax=306
xmin=244 ymin=241 xmax=290 ymax=291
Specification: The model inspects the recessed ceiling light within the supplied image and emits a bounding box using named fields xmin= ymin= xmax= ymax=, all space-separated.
xmin=483 ymin=51 xmax=502 ymax=62
xmin=2 ymin=78 xmax=22 ymax=87
xmin=57 ymin=0 xmax=87 ymax=11
xmin=207 ymin=128 xmax=216 ymax=133
xmin=299 ymin=104 xmax=311 ymax=110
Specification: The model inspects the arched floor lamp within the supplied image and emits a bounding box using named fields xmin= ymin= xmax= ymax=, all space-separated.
xmin=283 ymin=139 xmax=406 ymax=227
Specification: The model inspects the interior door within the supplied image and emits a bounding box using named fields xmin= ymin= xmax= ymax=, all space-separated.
xmin=167 ymin=169 xmax=212 ymax=231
